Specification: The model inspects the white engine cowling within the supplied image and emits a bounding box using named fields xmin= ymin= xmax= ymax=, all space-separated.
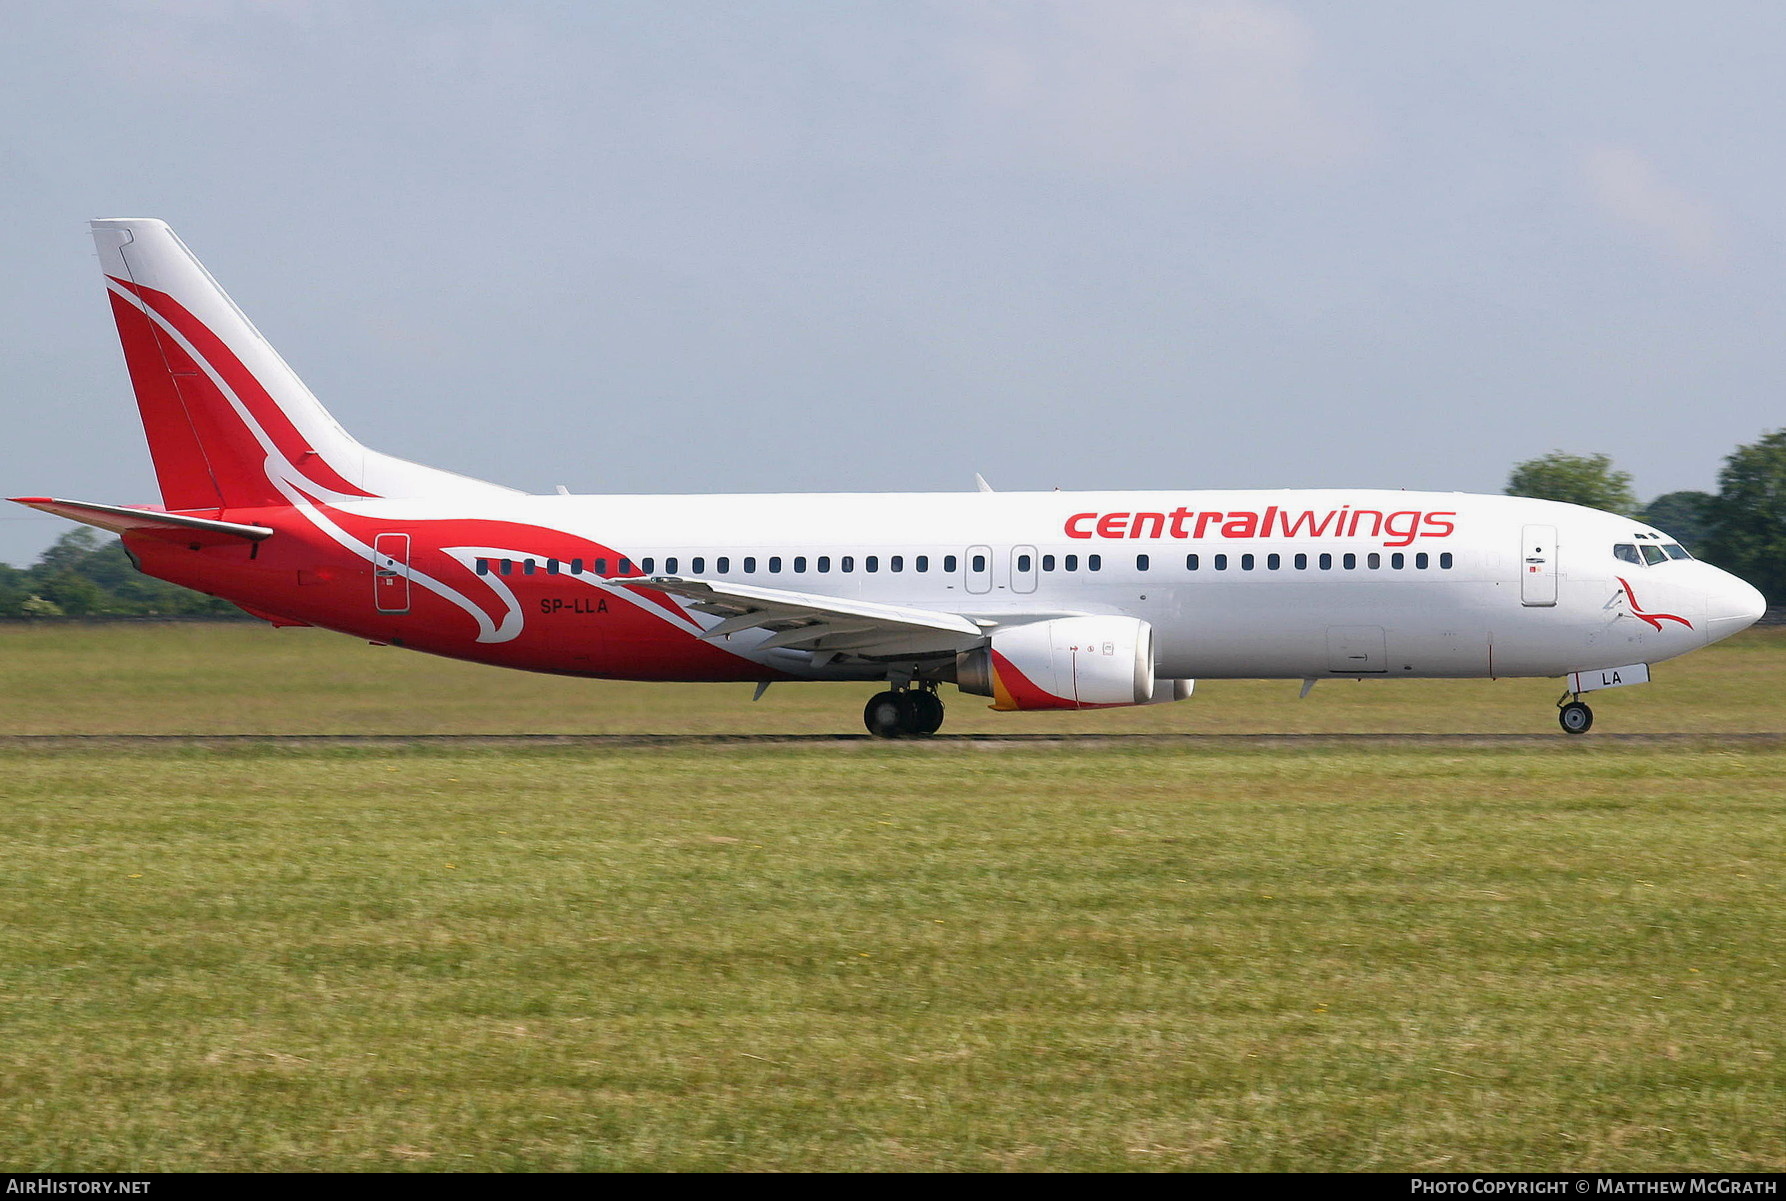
xmin=956 ymin=615 xmax=1160 ymax=711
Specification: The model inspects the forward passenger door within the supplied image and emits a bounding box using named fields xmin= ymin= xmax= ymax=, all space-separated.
xmin=1521 ymin=525 xmax=1557 ymax=607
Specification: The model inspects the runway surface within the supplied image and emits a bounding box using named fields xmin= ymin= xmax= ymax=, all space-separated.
xmin=2 ymin=732 xmax=1782 ymax=749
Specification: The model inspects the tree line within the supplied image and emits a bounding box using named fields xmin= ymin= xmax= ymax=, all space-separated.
xmin=0 ymin=527 xmax=241 ymax=618
xmin=1506 ymin=429 xmax=1785 ymax=606
xmin=4 ymin=429 xmax=1781 ymax=617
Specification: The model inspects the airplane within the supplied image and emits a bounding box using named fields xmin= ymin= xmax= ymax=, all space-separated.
xmin=11 ymin=219 xmax=1769 ymax=737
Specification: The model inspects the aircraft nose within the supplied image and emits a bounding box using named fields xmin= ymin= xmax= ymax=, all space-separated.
xmin=1704 ymin=570 xmax=1768 ymax=644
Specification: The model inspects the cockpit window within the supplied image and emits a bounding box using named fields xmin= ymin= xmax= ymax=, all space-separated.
xmin=1663 ymin=543 xmax=1692 ymax=560
xmin=1613 ymin=543 xmax=1642 ymax=565
xmin=1640 ymin=544 xmax=1667 ymax=566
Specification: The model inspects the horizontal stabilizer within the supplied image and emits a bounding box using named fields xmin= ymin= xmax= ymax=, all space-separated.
xmin=9 ymin=496 xmax=274 ymax=544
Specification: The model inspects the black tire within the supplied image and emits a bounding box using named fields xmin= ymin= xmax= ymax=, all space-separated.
xmin=909 ymin=690 xmax=945 ymax=736
xmin=1559 ymin=701 xmax=1594 ymax=735
xmin=864 ymin=691 xmax=907 ymax=738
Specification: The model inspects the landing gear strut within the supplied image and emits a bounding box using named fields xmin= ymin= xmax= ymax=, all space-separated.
xmin=864 ymin=685 xmax=945 ymax=738
xmin=1557 ymin=692 xmax=1594 ymax=735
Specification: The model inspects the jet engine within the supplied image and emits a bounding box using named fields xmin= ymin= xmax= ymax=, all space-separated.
xmin=955 ymin=615 xmax=1187 ymax=710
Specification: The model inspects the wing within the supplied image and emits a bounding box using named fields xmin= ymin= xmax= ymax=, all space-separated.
xmin=627 ymin=576 xmax=988 ymax=659
xmin=10 ymin=496 xmax=273 ymax=545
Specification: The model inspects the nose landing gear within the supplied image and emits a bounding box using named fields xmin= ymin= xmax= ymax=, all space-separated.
xmin=1557 ymin=692 xmax=1594 ymax=735
xmin=864 ymin=685 xmax=945 ymax=738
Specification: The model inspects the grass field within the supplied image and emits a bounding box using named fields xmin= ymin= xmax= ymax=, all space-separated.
xmin=1 ymin=623 xmax=1783 ymax=1171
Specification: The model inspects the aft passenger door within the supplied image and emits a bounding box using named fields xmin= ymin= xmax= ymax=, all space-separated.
xmin=373 ymin=533 xmax=411 ymax=614
xmin=1520 ymin=524 xmax=1557 ymax=607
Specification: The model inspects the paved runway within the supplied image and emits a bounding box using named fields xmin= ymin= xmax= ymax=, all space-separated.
xmin=2 ymin=732 xmax=1781 ymax=749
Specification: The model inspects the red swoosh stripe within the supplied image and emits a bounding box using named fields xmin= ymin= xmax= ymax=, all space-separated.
xmin=1616 ymin=576 xmax=1693 ymax=632
xmin=110 ymin=276 xmax=376 ymax=500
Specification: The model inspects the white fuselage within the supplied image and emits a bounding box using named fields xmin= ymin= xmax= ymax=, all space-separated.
xmin=329 ymin=486 xmax=1763 ymax=683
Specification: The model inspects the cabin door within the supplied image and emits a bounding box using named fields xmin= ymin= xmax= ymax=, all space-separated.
xmin=373 ymin=533 xmax=411 ymax=614
xmin=1520 ymin=525 xmax=1557 ymax=607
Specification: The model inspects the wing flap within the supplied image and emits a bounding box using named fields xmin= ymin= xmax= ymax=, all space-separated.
xmin=629 ymin=576 xmax=986 ymax=656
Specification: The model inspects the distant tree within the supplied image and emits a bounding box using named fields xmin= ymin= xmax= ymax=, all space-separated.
xmin=1505 ymin=451 xmax=1638 ymax=516
xmin=0 ymin=563 xmax=24 ymax=616
xmin=38 ymin=571 xmax=105 ymax=616
xmin=1 ymin=528 xmax=242 ymax=618
xmin=1638 ymin=490 xmax=1717 ymax=549
xmin=1704 ymin=429 xmax=1786 ymax=606
xmin=37 ymin=527 xmax=105 ymax=574
xmin=18 ymin=595 xmax=65 ymax=618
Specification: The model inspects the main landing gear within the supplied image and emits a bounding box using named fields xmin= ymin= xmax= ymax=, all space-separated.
xmin=1557 ymin=692 xmax=1594 ymax=735
xmin=863 ymin=685 xmax=945 ymax=738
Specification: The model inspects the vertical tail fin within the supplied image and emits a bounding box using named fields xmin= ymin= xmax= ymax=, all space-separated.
xmin=92 ymin=219 xmax=513 ymax=511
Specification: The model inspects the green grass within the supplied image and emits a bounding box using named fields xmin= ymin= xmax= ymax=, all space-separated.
xmin=0 ymin=625 xmax=1783 ymax=1170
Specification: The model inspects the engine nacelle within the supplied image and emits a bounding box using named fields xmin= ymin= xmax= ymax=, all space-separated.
xmin=956 ymin=615 xmax=1161 ymax=710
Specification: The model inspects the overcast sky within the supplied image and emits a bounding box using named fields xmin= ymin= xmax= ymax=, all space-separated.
xmin=4 ymin=1 xmax=1783 ymax=565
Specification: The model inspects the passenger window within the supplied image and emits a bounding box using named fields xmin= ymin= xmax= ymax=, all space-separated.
xmin=866 ymin=556 xmax=879 ymax=573
xmin=594 ymin=557 xmax=608 ymax=575
xmin=691 ymin=557 xmax=704 ymax=574
xmin=1342 ymin=553 xmax=1356 ymax=570
xmin=744 ymin=557 xmax=757 ymax=573
xmin=1268 ymin=553 xmax=1280 ymax=570
xmin=841 ymin=556 xmax=855 ymax=572
xmin=890 ymin=556 xmax=904 ymax=572
xmin=1319 ymin=553 xmax=1332 ymax=570
xmin=501 ymin=559 xmax=514 ymax=576
xmin=618 ymin=558 xmax=632 ymax=575
xmin=476 ymin=559 xmax=489 ymax=576
xmin=524 ymin=558 xmax=538 ymax=576
xmin=1134 ymin=554 xmax=1148 ymax=571
xmin=664 ymin=557 xmax=678 ymax=575
xmin=1391 ymin=552 xmax=1404 ymax=569
xmin=1367 ymin=553 xmax=1381 ymax=570
xmin=768 ymin=556 xmax=782 ymax=573
xmin=970 ymin=554 xmax=985 ymax=572
xmin=717 ymin=557 xmax=730 ymax=573
xmin=1214 ymin=554 xmax=1228 ymax=571
xmin=1018 ymin=554 xmax=1033 ymax=572
xmin=547 ymin=559 xmax=561 ymax=575
xmin=637 ymin=558 xmax=651 ymax=575
xmin=1186 ymin=554 xmax=1199 ymax=571
xmin=1240 ymin=553 xmax=1254 ymax=571
xmin=571 ymin=558 xmax=585 ymax=575
xmin=1064 ymin=554 xmax=1078 ymax=571
xmin=916 ymin=555 xmax=929 ymax=572
xmin=1043 ymin=554 xmax=1056 ymax=571
xmin=794 ymin=556 xmax=807 ymax=573
xmin=1415 ymin=552 xmax=1428 ymax=569
xmin=818 ymin=556 xmax=831 ymax=573
xmin=1088 ymin=554 xmax=1101 ymax=571
xmin=944 ymin=555 xmax=958 ymax=573
xmin=1294 ymin=553 xmax=1307 ymax=570
xmin=1440 ymin=552 xmax=1454 ymax=569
